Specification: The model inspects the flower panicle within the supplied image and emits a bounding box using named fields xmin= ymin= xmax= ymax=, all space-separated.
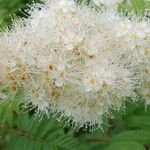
xmin=0 ymin=0 xmax=149 ymax=131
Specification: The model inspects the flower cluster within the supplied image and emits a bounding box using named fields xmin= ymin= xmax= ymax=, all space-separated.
xmin=0 ymin=0 xmax=149 ymax=130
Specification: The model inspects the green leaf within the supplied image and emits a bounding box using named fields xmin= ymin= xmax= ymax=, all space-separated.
xmin=131 ymin=0 xmax=145 ymax=15
xmin=106 ymin=141 xmax=145 ymax=150
xmin=126 ymin=115 xmax=150 ymax=130
xmin=118 ymin=0 xmax=148 ymax=16
xmin=6 ymin=114 xmax=80 ymax=150
xmin=0 ymin=102 xmax=19 ymax=127
xmin=113 ymin=130 xmax=150 ymax=144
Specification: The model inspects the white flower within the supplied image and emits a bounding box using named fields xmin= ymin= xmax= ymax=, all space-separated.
xmin=63 ymin=32 xmax=83 ymax=51
xmin=134 ymin=22 xmax=150 ymax=38
xmin=91 ymin=0 xmax=121 ymax=11
xmin=58 ymin=0 xmax=75 ymax=12
xmin=0 ymin=0 xmax=149 ymax=130
xmin=116 ymin=20 xmax=132 ymax=37
xmin=55 ymin=64 xmax=66 ymax=87
xmin=83 ymin=72 xmax=100 ymax=92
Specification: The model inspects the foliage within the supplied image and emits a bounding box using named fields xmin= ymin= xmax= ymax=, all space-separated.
xmin=1 ymin=101 xmax=150 ymax=149
xmin=0 ymin=0 xmax=150 ymax=150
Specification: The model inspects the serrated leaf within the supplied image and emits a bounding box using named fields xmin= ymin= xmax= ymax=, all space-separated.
xmin=6 ymin=114 xmax=80 ymax=150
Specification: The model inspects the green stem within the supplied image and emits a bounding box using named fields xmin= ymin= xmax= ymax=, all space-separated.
xmin=0 ymin=124 xmax=44 ymax=142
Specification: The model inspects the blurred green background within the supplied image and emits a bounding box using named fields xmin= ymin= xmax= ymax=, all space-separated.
xmin=0 ymin=0 xmax=150 ymax=150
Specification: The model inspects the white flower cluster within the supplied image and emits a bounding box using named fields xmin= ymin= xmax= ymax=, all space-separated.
xmin=91 ymin=0 xmax=121 ymax=10
xmin=0 ymin=0 xmax=149 ymax=130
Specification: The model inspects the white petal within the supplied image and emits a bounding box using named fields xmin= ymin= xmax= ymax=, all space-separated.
xmin=56 ymin=64 xmax=65 ymax=71
xmin=85 ymin=85 xmax=92 ymax=92
xmin=66 ymin=44 xmax=74 ymax=51
xmin=55 ymin=79 xmax=64 ymax=87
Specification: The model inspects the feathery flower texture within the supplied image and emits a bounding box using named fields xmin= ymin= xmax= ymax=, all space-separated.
xmin=0 ymin=0 xmax=149 ymax=130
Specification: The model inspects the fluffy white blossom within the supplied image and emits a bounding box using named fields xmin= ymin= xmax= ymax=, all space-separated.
xmin=0 ymin=0 xmax=149 ymax=130
xmin=91 ymin=0 xmax=121 ymax=11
